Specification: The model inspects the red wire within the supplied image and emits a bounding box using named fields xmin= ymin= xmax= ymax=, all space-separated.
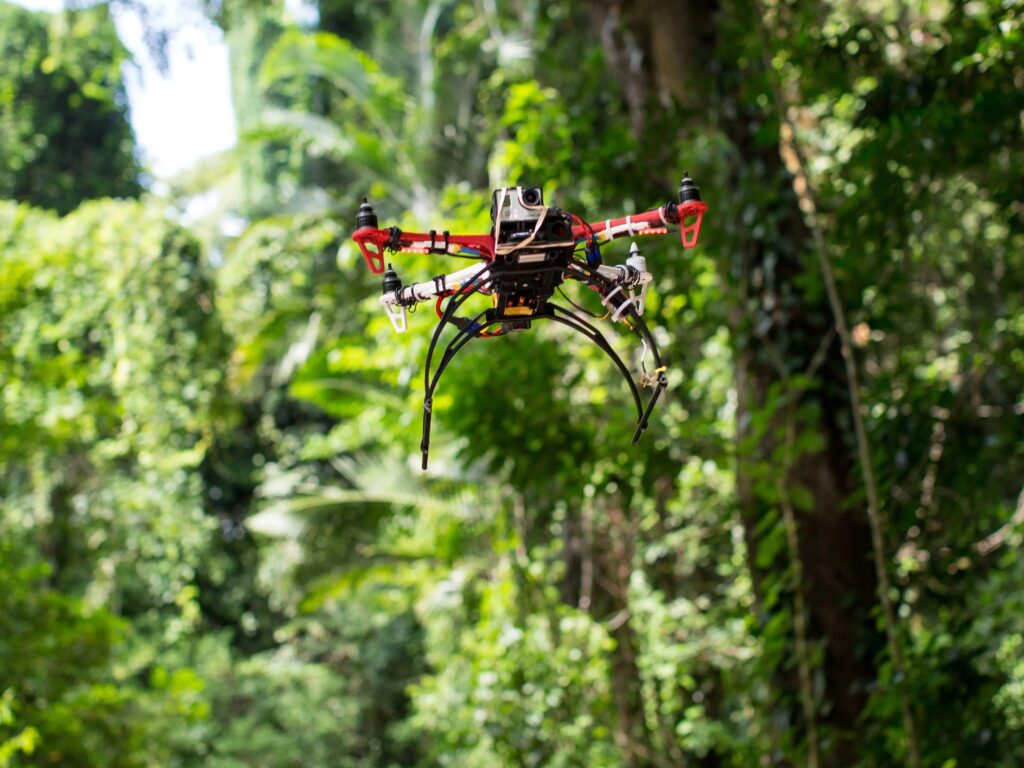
xmin=434 ymin=291 xmax=503 ymax=337
xmin=434 ymin=294 xmax=449 ymax=319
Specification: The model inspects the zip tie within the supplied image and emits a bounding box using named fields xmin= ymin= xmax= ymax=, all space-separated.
xmin=640 ymin=365 xmax=668 ymax=388
xmin=427 ymin=230 xmax=449 ymax=254
xmin=611 ymin=296 xmax=636 ymax=322
xmin=601 ymin=285 xmax=624 ymax=308
xmin=426 ymin=231 xmax=450 ymax=253
xmin=602 ymin=285 xmax=635 ymax=322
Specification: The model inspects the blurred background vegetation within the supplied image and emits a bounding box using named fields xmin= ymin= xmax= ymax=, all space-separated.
xmin=0 ymin=0 xmax=1022 ymax=766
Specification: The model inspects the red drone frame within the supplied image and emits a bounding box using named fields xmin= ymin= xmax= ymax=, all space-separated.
xmin=352 ymin=175 xmax=708 ymax=468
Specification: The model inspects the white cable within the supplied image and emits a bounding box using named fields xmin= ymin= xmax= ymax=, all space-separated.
xmin=380 ymin=264 xmax=488 ymax=306
xmin=601 ymin=220 xmax=656 ymax=240
xmin=600 ymin=285 xmax=624 ymax=308
xmin=599 ymin=284 xmax=636 ymax=323
xmin=611 ymin=295 xmax=636 ymax=322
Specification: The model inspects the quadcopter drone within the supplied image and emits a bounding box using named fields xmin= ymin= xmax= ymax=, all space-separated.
xmin=352 ymin=174 xmax=707 ymax=469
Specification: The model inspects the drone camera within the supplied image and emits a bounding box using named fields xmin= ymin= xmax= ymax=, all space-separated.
xmin=491 ymin=185 xmax=545 ymax=228
xmin=491 ymin=185 xmax=576 ymax=252
xmin=521 ymin=187 xmax=543 ymax=206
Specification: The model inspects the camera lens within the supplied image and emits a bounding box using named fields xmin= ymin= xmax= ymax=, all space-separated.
xmin=550 ymin=221 xmax=570 ymax=239
xmin=522 ymin=188 xmax=542 ymax=206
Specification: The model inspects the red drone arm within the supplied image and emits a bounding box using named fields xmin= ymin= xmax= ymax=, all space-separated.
xmin=572 ymin=200 xmax=708 ymax=249
xmin=353 ymin=226 xmax=495 ymax=274
xmin=353 ymin=177 xmax=707 ymax=274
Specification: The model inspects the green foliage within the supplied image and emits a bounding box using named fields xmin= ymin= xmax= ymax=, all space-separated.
xmin=0 ymin=3 xmax=140 ymax=213
xmin=0 ymin=691 xmax=39 ymax=767
xmin=413 ymin=570 xmax=619 ymax=767
xmin=0 ymin=200 xmax=229 ymax=765
xmin=3 ymin=0 xmax=1024 ymax=766
xmin=0 ymin=541 xmax=200 ymax=768
xmin=0 ymin=200 xmax=223 ymax=614
xmin=178 ymin=645 xmax=360 ymax=768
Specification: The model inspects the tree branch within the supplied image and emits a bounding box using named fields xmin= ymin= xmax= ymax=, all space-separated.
xmin=974 ymin=485 xmax=1024 ymax=555
xmin=752 ymin=3 xmax=922 ymax=765
xmin=778 ymin=417 xmax=820 ymax=768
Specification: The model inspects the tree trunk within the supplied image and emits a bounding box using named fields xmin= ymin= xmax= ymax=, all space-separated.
xmin=585 ymin=495 xmax=659 ymax=768
xmin=589 ymin=1 xmax=882 ymax=763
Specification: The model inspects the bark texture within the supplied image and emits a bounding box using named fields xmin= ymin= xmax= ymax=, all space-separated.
xmin=588 ymin=1 xmax=882 ymax=763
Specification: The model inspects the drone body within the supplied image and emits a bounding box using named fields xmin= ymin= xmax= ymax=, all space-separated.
xmin=352 ymin=176 xmax=708 ymax=468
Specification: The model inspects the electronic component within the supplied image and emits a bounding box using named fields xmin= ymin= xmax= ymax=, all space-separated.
xmin=351 ymin=178 xmax=708 ymax=468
